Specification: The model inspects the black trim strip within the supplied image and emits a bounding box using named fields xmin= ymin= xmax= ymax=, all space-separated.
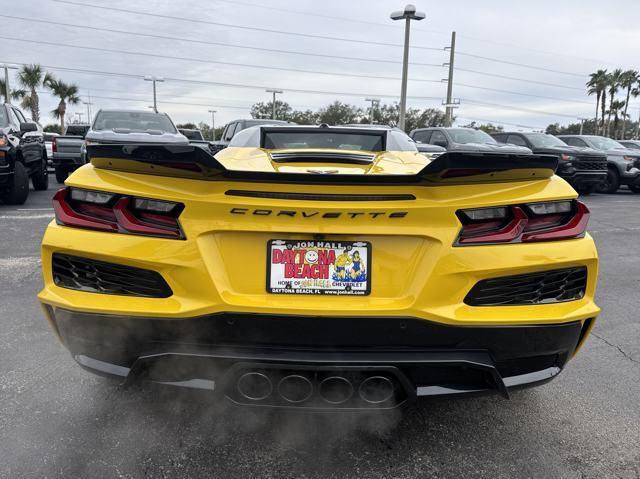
xmin=225 ymin=190 xmax=416 ymax=201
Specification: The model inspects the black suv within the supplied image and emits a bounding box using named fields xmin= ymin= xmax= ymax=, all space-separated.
xmin=492 ymin=132 xmax=607 ymax=193
xmin=0 ymin=103 xmax=48 ymax=204
xmin=409 ymin=127 xmax=532 ymax=154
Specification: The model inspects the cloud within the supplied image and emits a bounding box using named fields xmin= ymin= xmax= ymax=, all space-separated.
xmin=4 ymin=0 xmax=639 ymax=130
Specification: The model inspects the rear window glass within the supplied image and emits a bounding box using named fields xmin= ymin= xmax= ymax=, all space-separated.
xmin=65 ymin=125 xmax=90 ymax=137
xmin=93 ymin=112 xmax=176 ymax=133
xmin=179 ymin=129 xmax=204 ymax=141
xmin=263 ymin=131 xmax=384 ymax=151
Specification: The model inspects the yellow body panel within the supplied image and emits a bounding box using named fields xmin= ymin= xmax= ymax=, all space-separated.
xmin=38 ymin=162 xmax=600 ymax=327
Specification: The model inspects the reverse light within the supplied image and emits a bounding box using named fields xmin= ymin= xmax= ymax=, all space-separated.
xmin=53 ymin=187 xmax=184 ymax=239
xmin=456 ymin=200 xmax=589 ymax=245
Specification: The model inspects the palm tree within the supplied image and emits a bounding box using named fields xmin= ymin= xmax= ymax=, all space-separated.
xmin=0 ymin=78 xmax=25 ymax=104
xmin=632 ymin=87 xmax=640 ymax=140
xmin=608 ymin=99 xmax=627 ymax=139
xmin=44 ymin=74 xmax=80 ymax=131
xmin=17 ymin=64 xmax=47 ymax=123
xmin=619 ymin=69 xmax=639 ymax=139
xmin=586 ymin=69 xmax=608 ymax=135
xmin=605 ymin=69 xmax=623 ymax=137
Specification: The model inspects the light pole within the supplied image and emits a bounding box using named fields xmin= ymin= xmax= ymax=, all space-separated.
xmin=208 ymin=109 xmax=217 ymax=141
xmin=75 ymin=112 xmax=84 ymax=123
xmin=390 ymin=5 xmax=425 ymax=131
xmin=1 ymin=63 xmax=18 ymax=104
xmin=365 ymin=98 xmax=380 ymax=122
xmin=265 ymin=89 xmax=283 ymax=119
xmin=144 ymin=76 xmax=164 ymax=112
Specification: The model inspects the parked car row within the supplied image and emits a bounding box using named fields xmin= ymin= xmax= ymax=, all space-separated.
xmin=409 ymin=127 xmax=640 ymax=194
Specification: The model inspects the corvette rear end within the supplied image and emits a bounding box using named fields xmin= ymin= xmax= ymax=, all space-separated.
xmin=38 ymin=126 xmax=599 ymax=410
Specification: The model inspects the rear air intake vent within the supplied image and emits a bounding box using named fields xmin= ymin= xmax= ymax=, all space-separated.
xmin=225 ymin=190 xmax=415 ymax=201
xmin=270 ymin=152 xmax=376 ymax=164
xmin=464 ymin=267 xmax=587 ymax=306
xmin=52 ymin=253 xmax=172 ymax=298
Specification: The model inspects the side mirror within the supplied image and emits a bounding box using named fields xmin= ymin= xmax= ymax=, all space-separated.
xmin=433 ymin=140 xmax=448 ymax=148
xmin=20 ymin=122 xmax=38 ymax=133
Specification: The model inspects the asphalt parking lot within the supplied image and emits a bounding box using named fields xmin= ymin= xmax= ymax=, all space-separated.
xmin=1 ymin=187 xmax=639 ymax=479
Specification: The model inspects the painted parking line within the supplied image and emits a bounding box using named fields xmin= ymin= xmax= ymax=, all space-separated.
xmin=0 ymin=214 xmax=55 ymax=220
xmin=17 ymin=208 xmax=54 ymax=211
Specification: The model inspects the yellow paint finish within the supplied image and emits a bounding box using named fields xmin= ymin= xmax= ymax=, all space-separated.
xmin=39 ymin=162 xmax=599 ymax=329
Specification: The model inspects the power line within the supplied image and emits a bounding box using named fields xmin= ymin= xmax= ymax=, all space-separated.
xmin=0 ymin=35 xmax=444 ymax=84
xmin=456 ymin=51 xmax=587 ymax=78
xmin=455 ymin=83 xmax=592 ymax=105
xmin=3 ymin=15 xmax=444 ymax=68
xmin=462 ymin=99 xmax=582 ymax=119
xmin=2 ymin=59 xmax=444 ymax=101
xmin=455 ymin=67 xmax=584 ymax=91
xmin=51 ymin=0 xmax=444 ymax=51
xmin=455 ymin=116 xmax=546 ymax=130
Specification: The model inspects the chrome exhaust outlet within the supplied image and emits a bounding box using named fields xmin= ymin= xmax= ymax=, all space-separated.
xmin=236 ymin=371 xmax=272 ymax=401
xmin=277 ymin=374 xmax=314 ymax=403
xmin=359 ymin=376 xmax=395 ymax=404
xmin=318 ymin=376 xmax=354 ymax=404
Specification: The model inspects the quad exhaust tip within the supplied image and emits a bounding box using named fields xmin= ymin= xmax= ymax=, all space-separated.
xmin=358 ymin=375 xmax=395 ymax=404
xmin=278 ymin=374 xmax=314 ymax=403
xmin=237 ymin=371 xmax=273 ymax=401
xmin=318 ymin=376 xmax=354 ymax=404
xmin=235 ymin=370 xmax=397 ymax=407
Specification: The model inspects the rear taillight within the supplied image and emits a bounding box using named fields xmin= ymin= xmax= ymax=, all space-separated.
xmin=53 ymin=187 xmax=184 ymax=239
xmin=456 ymin=200 xmax=589 ymax=245
xmin=52 ymin=137 xmax=57 ymax=153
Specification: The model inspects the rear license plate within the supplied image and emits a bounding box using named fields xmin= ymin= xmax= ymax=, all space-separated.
xmin=267 ymin=240 xmax=371 ymax=295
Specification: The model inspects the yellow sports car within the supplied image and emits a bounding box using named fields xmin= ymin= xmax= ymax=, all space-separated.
xmin=38 ymin=125 xmax=599 ymax=409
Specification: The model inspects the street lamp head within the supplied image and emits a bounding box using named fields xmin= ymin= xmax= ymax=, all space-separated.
xmin=265 ymin=89 xmax=283 ymax=94
xmin=144 ymin=76 xmax=165 ymax=82
xmin=390 ymin=4 xmax=425 ymax=21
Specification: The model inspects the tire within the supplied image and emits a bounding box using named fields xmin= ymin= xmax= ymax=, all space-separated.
xmin=1 ymin=161 xmax=29 ymax=205
xmin=595 ymin=167 xmax=620 ymax=194
xmin=629 ymin=185 xmax=640 ymax=193
xmin=31 ymin=157 xmax=49 ymax=191
xmin=576 ymin=185 xmax=595 ymax=195
xmin=55 ymin=167 xmax=68 ymax=184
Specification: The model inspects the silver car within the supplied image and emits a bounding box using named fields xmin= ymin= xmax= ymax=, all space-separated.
xmin=558 ymin=135 xmax=640 ymax=193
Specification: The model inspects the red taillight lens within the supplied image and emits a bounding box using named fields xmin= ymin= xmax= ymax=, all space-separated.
xmin=456 ymin=200 xmax=589 ymax=245
xmin=53 ymin=187 xmax=184 ymax=239
xmin=52 ymin=138 xmax=57 ymax=153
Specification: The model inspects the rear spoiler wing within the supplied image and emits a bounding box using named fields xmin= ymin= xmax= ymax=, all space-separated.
xmin=87 ymin=144 xmax=558 ymax=185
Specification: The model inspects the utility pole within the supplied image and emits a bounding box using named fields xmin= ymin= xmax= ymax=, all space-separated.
xmin=390 ymin=5 xmax=425 ymax=131
xmin=83 ymin=100 xmax=93 ymax=124
xmin=579 ymin=118 xmax=585 ymax=135
xmin=444 ymin=32 xmax=456 ymax=127
xmin=208 ymin=109 xmax=217 ymax=141
xmin=265 ymin=89 xmax=283 ymax=119
xmin=365 ymin=98 xmax=380 ymax=122
xmin=1 ymin=63 xmax=18 ymax=104
xmin=144 ymin=76 xmax=164 ymax=112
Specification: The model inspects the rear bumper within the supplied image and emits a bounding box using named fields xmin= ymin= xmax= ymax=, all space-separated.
xmin=45 ymin=306 xmax=593 ymax=409
xmin=560 ymin=170 xmax=607 ymax=187
xmin=52 ymin=155 xmax=83 ymax=168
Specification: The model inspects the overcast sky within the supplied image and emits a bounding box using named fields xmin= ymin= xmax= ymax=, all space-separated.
xmin=3 ymin=0 xmax=640 ymax=131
